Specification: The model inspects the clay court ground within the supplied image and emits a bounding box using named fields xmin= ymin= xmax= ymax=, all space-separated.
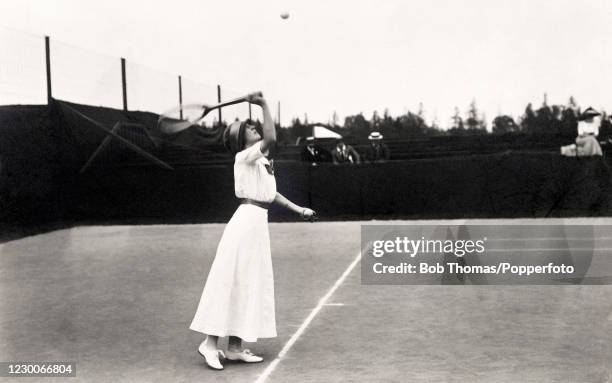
xmin=1 ymin=218 xmax=611 ymax=382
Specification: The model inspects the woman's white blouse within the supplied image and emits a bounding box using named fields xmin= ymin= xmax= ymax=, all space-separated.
xmin=234 ymin=141 xmax=277 ymax=203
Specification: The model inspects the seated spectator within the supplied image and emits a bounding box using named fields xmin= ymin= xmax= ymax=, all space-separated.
xmin=301 ymin=136 xmax=331 ymax=164
xmin=576 ymin=134 xmax=603 ymax=157
xmin=332 ymin=138 xmax=360 ymax=164
xmin=364 ymin=131 xmax=390 ymax=162
xmin=561 ymin=107 xmax=603 ymax=157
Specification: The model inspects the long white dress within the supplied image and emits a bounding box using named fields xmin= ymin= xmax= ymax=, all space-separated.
xmin=189 ymin=141 xmax=277 ymax=342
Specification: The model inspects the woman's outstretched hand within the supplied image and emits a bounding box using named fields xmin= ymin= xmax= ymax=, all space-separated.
xmin=247 ymin=92 xmax=266 ymax=106
xmin=301 ymin=208 xmax=318 ymax=222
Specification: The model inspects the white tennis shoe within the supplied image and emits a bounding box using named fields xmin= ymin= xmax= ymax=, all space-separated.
xmin=198 ymin=343 xmax=225 ymax=370
xmin=225 ymin=349 xmax=264 ymax=363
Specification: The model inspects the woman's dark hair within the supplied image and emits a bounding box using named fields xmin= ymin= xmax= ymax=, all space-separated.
xmin=236 ymin=121 xmax=247 ymax=152
xmin=223 ymin=121 xmax=245 ymax=154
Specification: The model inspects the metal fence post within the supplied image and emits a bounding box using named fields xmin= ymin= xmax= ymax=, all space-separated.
xmin=217 ymin=84 xmax=222 ymax=125
xmin=121 ymin=58 xmax=127 ymax=111
xmin=45 ymin=36 xmax=52 ymax=104
xmin=178 ymin=75 xmax=183 ymax=120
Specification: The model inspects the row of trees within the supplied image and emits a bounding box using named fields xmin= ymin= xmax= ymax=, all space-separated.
xmin=277 ymin=96 xmax=611 ymax=142
xmin=493 ymin=96 xmax=577 ymax=136
xmin=494 ymin=96 xmax=612 ymax=139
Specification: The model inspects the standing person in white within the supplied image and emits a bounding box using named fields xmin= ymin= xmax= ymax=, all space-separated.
xmin=190 ymin=93 xmax=317 ymax=370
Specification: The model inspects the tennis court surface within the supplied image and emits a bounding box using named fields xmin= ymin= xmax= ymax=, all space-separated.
xmin=1 ymin=218 xmax=611 ymax=382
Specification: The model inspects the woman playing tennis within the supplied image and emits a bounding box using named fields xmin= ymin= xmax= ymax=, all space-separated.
xmin=189 ymin=93 xmax=316 ymax=370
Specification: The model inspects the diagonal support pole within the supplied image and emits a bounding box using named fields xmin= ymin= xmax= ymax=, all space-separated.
xmin=80 ymin=122 xmax=121 ymax=173
xmin=62 ymin=103 xmax=174 ymax=172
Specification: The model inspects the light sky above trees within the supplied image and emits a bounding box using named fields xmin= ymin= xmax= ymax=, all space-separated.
xmin=1 ymin=0 xmax=611 ymax=128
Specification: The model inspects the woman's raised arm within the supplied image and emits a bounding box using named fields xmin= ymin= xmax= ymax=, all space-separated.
xmin=247 ymin=94 xmax=276 ymax=154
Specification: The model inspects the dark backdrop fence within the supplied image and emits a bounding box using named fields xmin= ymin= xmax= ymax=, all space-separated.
xmin=1 ymin=100 xmax=610 ymax=228
xmin=71 ymin=154 xmax=610 ymax=223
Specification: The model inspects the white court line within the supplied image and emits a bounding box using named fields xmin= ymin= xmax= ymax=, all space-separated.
xmin=253 ymin=246 xmax=365 ymax=383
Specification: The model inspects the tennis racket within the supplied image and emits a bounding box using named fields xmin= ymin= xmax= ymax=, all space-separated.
xmin=158 ymin=92 xmax=263 ymax=135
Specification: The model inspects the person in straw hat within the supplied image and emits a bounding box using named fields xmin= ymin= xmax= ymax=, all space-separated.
xmin=561 ymin=107 xmax=603 ymax=157
xmin=364 ymin=131 xmax=390 ymax=163
xmin=189 ymin=93 xmax=316 ymax=370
